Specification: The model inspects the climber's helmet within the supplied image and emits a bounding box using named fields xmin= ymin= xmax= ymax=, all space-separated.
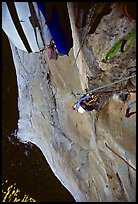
xmin=73 ymin=104 xmax=86 ymax=113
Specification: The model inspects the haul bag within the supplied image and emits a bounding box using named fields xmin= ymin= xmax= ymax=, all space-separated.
xmin=2 ymin=2 xmax=52 ymax=53
xmin=37 ymin=2 xmax=73 ymax=55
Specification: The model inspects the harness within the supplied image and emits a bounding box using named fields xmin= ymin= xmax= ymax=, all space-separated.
xmin=74 ymin=94 xmax=98 ymax=112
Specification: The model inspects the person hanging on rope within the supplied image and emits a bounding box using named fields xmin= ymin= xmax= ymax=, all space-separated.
xmin=73 ymin=93 xmax=100 ymax=113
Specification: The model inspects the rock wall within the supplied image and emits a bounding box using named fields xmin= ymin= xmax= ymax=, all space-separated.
xmin=9 ymin=2 xmax=136 ymax=202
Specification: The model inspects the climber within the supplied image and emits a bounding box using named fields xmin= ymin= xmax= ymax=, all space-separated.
xmin=47 ymin=40 xmax=58 ymax=60
xmin=125 ymin=100 xmax=136 ymax=118
xmin=73 ymin=93 xmax=100 ymax=113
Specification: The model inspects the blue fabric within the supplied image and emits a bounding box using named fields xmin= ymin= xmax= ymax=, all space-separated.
xmin=125 ymin=101 xmax=136 ymax=118
xmin=127 ymin=101 xmax=136 ymax=111
xmin=37 ymin=2 xmax=73 ymax=55
xmin=76 ymin=95 xmax=89 ymax=110
xmin=37 ymin=2 xmax=46 ymax=19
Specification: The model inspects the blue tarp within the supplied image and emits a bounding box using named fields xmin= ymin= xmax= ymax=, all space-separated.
xmin=37 ymin=2 xmax=73 ymax=55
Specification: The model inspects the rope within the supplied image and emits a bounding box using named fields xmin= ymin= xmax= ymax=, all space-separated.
xmin=72 ymin=4 xmax=97 ymax=67
xmin=75 ymin=74 xmax=136 ymax=96
xmin=105 ymin=143 xmax=136 ymax=171
xmin=72 ymin=32 xmax=87 ymax=67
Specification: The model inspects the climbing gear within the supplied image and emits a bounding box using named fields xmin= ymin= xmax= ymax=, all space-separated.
xmin=74 ymin=74 xmax=136 ymax=96
xmin=125 ymin=101 xmax=136 ymax=118
xmin=103 ymin=31 xmax=136 ymax=63
xmin=87 ymin=95 xmax=98 ymax=104
xmin=73 ymin=94 xmax=99 ymax=113
xmin=72 ymin=3 xmax=97 ymax=67
xmin=73 ymin=3 xmax=113 ymax=66
xmin=73 ymin=94 xmax=90 ymax=112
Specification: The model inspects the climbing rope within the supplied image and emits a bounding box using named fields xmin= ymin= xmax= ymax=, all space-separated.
xmin=105 ymin=143 xmax=136 ymax=171
xmin=71 ymin=3 xmax=136 ymax=97
xmin=74 ymin=74 xmax=136 ymax=96
xmin=72 ymin=32 xmax=87 ymax=67
xmin=72 ymin=3 xmax=112 ymax=67
xmin=72 ymin=3 xmax=97 ymax=67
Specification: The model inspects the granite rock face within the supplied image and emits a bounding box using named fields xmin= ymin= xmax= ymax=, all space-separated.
xmin=10 ymin=2 xmax=136 ymax=202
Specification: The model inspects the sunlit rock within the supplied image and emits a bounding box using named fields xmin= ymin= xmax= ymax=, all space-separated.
xmin=9 ymin=2 xmax=136 ymax=202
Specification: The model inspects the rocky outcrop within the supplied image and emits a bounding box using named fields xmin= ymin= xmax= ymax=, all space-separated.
xmin=9 ymin=2 xmax=136 ymax=202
